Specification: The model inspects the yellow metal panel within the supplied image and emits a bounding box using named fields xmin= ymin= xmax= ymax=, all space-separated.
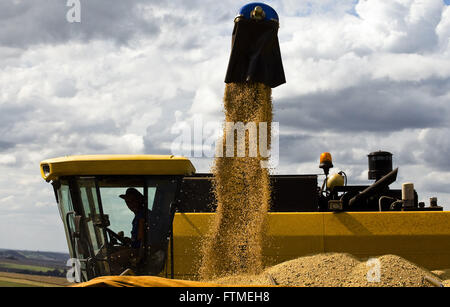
xmin=171 ymin=211 xmax=450 ymax=278
xmin=323 ymin=211 xmax=450 ymax=270
xmin=171 ymin=213 xmax=213 ymax=279
xmin=170 ymin=213 xmax=325 ymax=279
xmin=40 ymin=155 xmax=196 ymax=181
xmin=262 ymin=213 xmax=324 ymax=267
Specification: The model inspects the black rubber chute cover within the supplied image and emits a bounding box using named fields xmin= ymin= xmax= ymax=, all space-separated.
xmin=224 ymin=18 xmax=286 ymax=88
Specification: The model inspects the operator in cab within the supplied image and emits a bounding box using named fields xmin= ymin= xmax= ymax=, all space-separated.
xmin=108 ymin=187 xmax=151 ymax=275
xmin=111 ymin=187 xmax=166 ymax=275
xmin=119 ymin=188 xmax=148 ymax=249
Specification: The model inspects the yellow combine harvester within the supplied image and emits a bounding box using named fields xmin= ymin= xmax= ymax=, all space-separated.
xmin=40 ymin=154 xmax=450 ymax=282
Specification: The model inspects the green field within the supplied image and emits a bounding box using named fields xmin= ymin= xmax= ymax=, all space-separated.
xmin=0 ymin=272 xmax=68 ymax=287
xmin=0 ymin=249 xmax=69 ymax=286
xmin=0 ymin=261 xmax=56 ymax=273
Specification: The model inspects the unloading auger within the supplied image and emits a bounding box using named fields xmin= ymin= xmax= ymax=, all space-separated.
xmin=225 ymin=2 xmax=285 ymax=88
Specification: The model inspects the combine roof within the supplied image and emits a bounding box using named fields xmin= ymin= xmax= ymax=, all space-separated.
xmin=40 ymin=155 xmax=196 ymax=181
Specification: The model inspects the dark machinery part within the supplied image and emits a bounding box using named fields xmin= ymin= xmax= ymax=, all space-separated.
xmin=224 ymin=3 xmax=286 ymax=88
xmin=325 ymin=150 xmax=443 ymax=211
xmin=177 ymin=171 xmax=442 ymax=213
xmin=174 ymin=150 xmax=443 ymax=213
xmin=177 ymin=174 xmax=318 ymax=212
xmin=368 ymin=151 xmax=393 ymax=181
xmin=349 ymin=168 xmax=398 ymax=208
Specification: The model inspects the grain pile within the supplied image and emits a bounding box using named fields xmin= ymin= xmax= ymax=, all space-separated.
xmin=432 ymin=269 xmax=450 ymax=287
xmin=209 ymin=253 xmax=449 ymax=287
xmin=199 ymin=82 xmax=273 ymax=279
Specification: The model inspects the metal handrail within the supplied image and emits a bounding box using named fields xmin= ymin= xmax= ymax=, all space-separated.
xmin=65 ymin=211 xmax=76 ymax=256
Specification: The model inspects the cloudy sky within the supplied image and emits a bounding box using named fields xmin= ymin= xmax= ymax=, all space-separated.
xmin=0 ymin=0 xmax=449 ymax=252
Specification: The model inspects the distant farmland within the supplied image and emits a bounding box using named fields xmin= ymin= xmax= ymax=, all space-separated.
xmin=0 ymin=272 xmax=70 ymax=287
xmin=0 ymin=261 xmax=58 ymax=273
xmin=0 ymin=248 xmax=70 ymax=284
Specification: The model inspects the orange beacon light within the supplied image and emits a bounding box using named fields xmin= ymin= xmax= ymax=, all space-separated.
xmin=319 ymin=152 xmax=333 ymax=175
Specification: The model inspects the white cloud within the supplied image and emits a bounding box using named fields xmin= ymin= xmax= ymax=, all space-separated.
xmin=189 ymin=86 xmax=222 ymax=118
xmin=0 ymin=195 xmax=14 ymax=203
xmin=35 ymin=201 xmax=53 ymax=208
xmin=355 ymin=0 xmax=443 ymax=52
xmin=370 ymin=53 xmax=450 ymax=81
xmin=0 ymin=154 xmax=16 ymax=165
xmin=436 ymin=5 xmax=450 ymax=52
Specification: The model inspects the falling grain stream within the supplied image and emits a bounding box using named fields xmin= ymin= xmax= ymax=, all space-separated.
xmin=199 ymin=82 xmax=273 ymax=279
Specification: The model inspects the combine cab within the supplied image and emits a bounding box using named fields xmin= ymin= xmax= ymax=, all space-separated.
xmin=40 ymin=155 xmax=194 ymax=281
xmin=40 ymin=153 xmax=450 ymax=282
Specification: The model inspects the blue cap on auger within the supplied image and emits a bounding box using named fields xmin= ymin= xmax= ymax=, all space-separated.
xmin=225 ymin=2 xmax=285 ymax=88
xmin=236 ymin=2 xmax=279 ymax=23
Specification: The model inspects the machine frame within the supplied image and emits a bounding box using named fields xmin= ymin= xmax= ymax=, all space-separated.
xmin=40 ymin=155 xmax=450 ymax=281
